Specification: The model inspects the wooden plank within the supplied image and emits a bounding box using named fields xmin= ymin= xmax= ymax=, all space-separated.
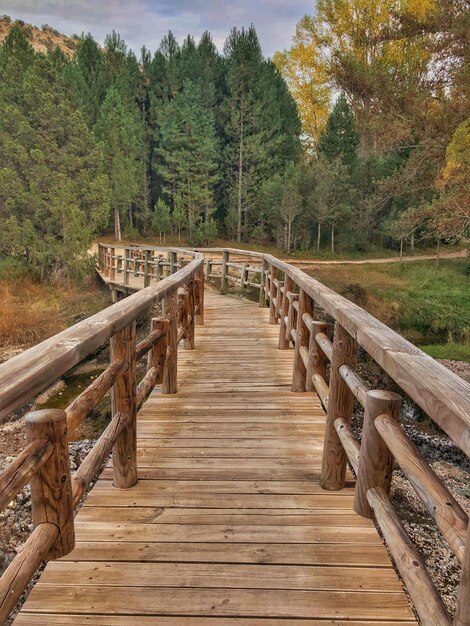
xmin=62 ymin=541 xmax=393 ymax=566
xmin=39 ymin=562 xmax=403 ymax=592
xmin=23 ymin=587 xmax=415 ymax=620
xmin=14 ymin=617 xmax=418 ymax=625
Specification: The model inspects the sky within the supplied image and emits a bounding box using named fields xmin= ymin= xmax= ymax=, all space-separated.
xmin=2 ymin=0 xmax=313 ymax=58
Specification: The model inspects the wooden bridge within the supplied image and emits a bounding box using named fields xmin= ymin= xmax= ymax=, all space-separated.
xmin=0 ymin=245 xmax=469 ymax=625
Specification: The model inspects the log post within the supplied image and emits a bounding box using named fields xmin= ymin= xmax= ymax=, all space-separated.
xmin=307 ymin=321 xmax=329 ymax=392
xmin=269 ymin=265 xmax=279 ymax=324
xmin=163 ymin=292 xmax=178 ymax=393
xmin=320 ymin=322 xmax=358 ymax=490
xmin=169 ymin=251 xmax=177 ymax=275
xmin=109 ymin=247 xmax=116 ymax=282
xmin=25 ymin=409 xmax=74 ymax=559
xmin=133 ymin=250 xmax=139 ymax=277
xmin=116 ymin=255 xmax=123 ymax=275
xmin=221 ymin=250 xmax=229 ymax=294
xmin=143 ymin=250 xmax=150 ymax=288
xmin=205 ymin=259 xmax=212 ymax=281
xmin=286 ymin=292 xmax=298 ymax=344
xmin=292 ymin=290 xmax=313 ymax=392
xmin=279 ymin=275 xmax=294 ymax=349
xmin=123 ymin=249 xmax=130 ymax=286
xmin=195 ymin=263 xmax=205 ymax=325
xmin=354 ymin=389 xmax=402 ymax=518
xmin=183 ymin=280 xmax=195 ymax=350
xmin=156 ymin=255 xmax=162 ymax=281
xmin=110 ymin=322 xmax=137 ymax=488
xmin=259 ymin=258 xmax=268 ymax=308
xmin=148 ymin=317 xmax=169 ymax=385
xmin=454 ymin=524 xmax=470 ymax=626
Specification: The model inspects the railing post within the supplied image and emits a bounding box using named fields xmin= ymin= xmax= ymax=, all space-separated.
xmin=205 ymin=258 xmax=212 ymax=281
xmin=108 ymin=247 xmax=115 ymax=282
xmin=354 ymin=390 xmax=402 ymax=518
xmin=455 ymin=524 xmax=470 ymax=626
xmin=269 ymin=264 xmax=278 ymax=324
xmin=292 ymin=290 xmax=313 ymax=392
xmin=162 ymin=292 xmax=178 ymax=393
xmin=143 ymin=249 xmax=150 ymax=287
xmin=25 ymin=409 xmax=74 ymax=559
xmin=259 ymin=258 xmax=269 ymax=307
xmin=221 ymin=250 xmax=229 ymax=294
xmin=286 ymin=292 xmax=298 ymax=344
xmin=307 ymin=321 xmax=329 ymax=392
xmin=184 ymin=279 xmax=195 ymax=350
xmin=279 ymin=275 xmax=294 ymax=349
xmin=320 ymin=322 xmax=358 ymax=490
xmin=156 ymin=255 xmax=162 ymax=281
xmin=195 ymin=263 xmax=204 ymax=325
xmin=110 ymin=322 xmax=137 ymax=488
xmin=123 ymin=249 xmax=130 ymax=286
xmin=116 ymin=255 xmax=123 ymax=275
xmin=169 ymin=251 xmax=177 ymax=275
xmin=133 ymin=250 xmax=139 ymax=277
xmin=149 ymin=317 xmax=169 ymax=385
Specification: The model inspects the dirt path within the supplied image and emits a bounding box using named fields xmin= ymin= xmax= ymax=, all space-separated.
xmin=288 ymin=248 xmax=467 ymax=267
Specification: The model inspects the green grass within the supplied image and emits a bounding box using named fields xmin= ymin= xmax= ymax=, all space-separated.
xmin=419 ymin=343 xmax=470 ymax=362
xmin=307 ymin=259 xmax=470 ymax=345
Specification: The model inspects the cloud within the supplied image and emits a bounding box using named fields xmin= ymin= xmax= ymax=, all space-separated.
xmin=1 ymin=0 xmax=311 ymax=56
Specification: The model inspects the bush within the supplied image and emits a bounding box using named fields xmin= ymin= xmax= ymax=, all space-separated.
xmin=0 ymin=257 xmax=30 ymax=280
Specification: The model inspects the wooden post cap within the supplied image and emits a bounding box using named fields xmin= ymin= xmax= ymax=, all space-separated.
xmin=25 ymin=409 xmax=67 ymax=425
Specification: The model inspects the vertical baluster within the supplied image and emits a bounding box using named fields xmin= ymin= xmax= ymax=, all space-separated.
xmin=307 ymin=320 xmax=329 ymax=393
xmin=354 ymin=390 xmax=402 ymax=518
xmin=162 ymin=292 xmax=178 ymax=393
xmin=269 ymin=264 xmax=278 ymax=324
xmin=144 ymin=250 xmax=150 ymax=287
xmin=320 ymin=322 xmax=358 ymax=490
xmin=148 ymin=317 xmax=169 ymax=385
xmin=292 ymin=290 xmax=313 ymax=392
xmin=195 ymin=263 xmax=205 ymax=325
xmin=454 ymin=524 xmax=470 ymax=626
xmin=123 ymin=249 xmax=130 ymax=286
xmin=259 ymin=258 xmax=268 ymax=307
xmin=221 ymin=250 xmax=229 ymax=294
xmin=110 ymin=322 xmax=137 ymax=488
xmin=279 ymin=275 xmax=294 ymax=349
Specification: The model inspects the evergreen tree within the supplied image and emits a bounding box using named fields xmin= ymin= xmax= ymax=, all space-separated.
xmin=95 ymin=87 xmax=144 ymax=240
xmin=157 ymin=80 xmax=219 ymax=243
xmin=0 ymin=26 xmax=110 ymax=280
xmin=152 ymin=198 xmax=171 ymax=243
xmin=319 ymin=94 xmax=359 ymax=168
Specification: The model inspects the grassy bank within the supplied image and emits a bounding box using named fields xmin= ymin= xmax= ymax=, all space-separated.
xmin=0 ymin=278 xmax=110 ymax=360
xmin=305 ymin=260 xmax=470 ymax=360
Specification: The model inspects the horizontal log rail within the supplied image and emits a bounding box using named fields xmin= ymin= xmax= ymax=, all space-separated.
xmin=0 ymin=246 xmax=203 ymax=624
xmin=198 ymin=246 xmax=469 ymax=626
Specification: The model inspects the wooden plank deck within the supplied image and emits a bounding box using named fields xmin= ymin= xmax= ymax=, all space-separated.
xmin=16 ymin=290 xmax=417 ymax=625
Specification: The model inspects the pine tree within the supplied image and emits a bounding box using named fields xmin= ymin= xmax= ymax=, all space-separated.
xmin=157 ymin=79 xmax=219 ymax=243
xmin=152 ymin=198 xmax=171 ymax=243
xmin=0 ymin=27 xmax=110 ymax=280
xmin=95 ymin=87 xmax=144 ymax=240
xmin=319 ymin=94 xmax=359 ymax=168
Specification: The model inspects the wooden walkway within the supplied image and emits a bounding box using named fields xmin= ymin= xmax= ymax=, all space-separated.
xmin=16 ymin=290 xmax=417 ymax=625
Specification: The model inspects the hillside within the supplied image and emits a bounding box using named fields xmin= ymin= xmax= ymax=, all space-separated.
xmin=0 ymin=15 xmax=78 ymax=56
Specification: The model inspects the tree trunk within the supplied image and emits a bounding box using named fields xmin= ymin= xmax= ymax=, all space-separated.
xmin=331 ymin=224 xmax=335 ymax=254
xmin=237 ymin=107 xmax=244 ymax=244
xmin=410 ymin=234 xmax=414 ymax=252
xmin=436 ymin=238 xmax=440 ymax=267
xmin=400 ymin=238 xmax=403 ymax=265
xmin=317 ymin=222 xmax=321 ymax=251
xmin=287 ymin=220 xmax=292 ymax=255
xmin=114 ymin=208 xmax=122 ymax=242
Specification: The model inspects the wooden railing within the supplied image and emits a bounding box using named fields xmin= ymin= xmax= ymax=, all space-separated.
xmin=198 ymin=246 xmax=469 ymax=626
xmin=0 ymin=243 xmax=468 ymax=626
xmin=0 ymin=247 xmax=204 ymax=623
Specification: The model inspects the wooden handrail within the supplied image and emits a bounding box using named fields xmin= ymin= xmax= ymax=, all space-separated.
xmin=0 ymin=248 xmax=203 ymax=622
xmin=199 ymin=245 xmax=470 ymax=626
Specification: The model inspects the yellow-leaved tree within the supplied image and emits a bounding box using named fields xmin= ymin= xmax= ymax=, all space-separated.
xmin=275 ymin=0 xmax=437 ymax=154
